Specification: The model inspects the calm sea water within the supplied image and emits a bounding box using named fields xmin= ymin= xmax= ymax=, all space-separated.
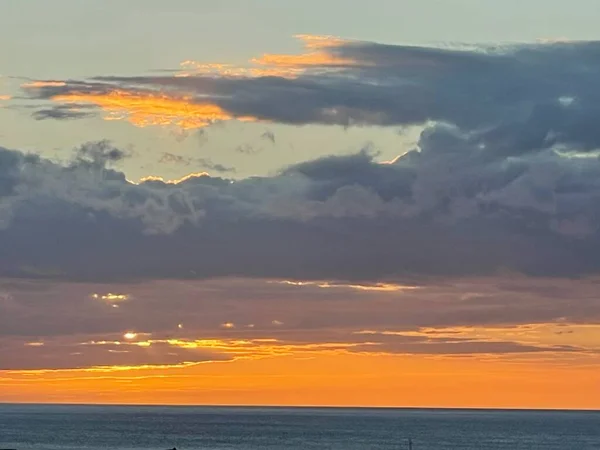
xmin=0 ymin=404 xmax=599 ymax=450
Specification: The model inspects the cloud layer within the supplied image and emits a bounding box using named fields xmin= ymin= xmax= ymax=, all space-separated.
xmin=1 ymin=276 xmax=598 ymax=371
xmin=1 ymin=131 xmax=600 ymax=282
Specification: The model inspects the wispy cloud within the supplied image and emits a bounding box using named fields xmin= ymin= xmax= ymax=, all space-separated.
xmin=159 ymin=152 xmax=236 ymax=174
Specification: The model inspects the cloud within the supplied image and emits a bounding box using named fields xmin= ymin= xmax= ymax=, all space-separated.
xmin=5 ymin=38 xmax=600 ymax=281
xmin=4 ymin=37 xmax=600 ymax=373
xmin=18 ymin=38 xmax=600 ymax=151
xmin=159 ymin=152 xmax=235 ymax=174
xmin=260 ymin=130 xmax=276 ymax=144
xmin=32 ymin=104 xmax=95 ymax=121
xmin=1 ymin=275 xmax=598 ymax=371
xmin=0 ymin=336 xmax=228 ymax=371
xmin=2 ymin=131 xmax=600 ymax=282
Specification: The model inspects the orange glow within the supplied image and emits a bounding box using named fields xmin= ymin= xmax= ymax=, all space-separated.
xmin=251 ymin=34 xmax=354 ymax=71
xmin=52 ymin=91 xmax=256 ymax=130
xmin=2 ymin=352 xmax=599 ymax=408
xmin=180 ymin=34 xmax=355 ymax=80
xmin=0 ymin=95 xmax=11 ymax=100
xmin=3 ymin=320 xmax=600 ymax=408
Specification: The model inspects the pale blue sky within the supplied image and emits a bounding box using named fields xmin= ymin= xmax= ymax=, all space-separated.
xmin=1 ymin=0 xmax=599 ymax=179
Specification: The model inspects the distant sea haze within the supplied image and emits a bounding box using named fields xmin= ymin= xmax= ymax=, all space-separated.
xmin=1 ymin=404 xmax=599 ymax=450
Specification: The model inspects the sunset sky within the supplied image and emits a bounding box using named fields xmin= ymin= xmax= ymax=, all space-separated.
xmin=1 ymin=0 xmax=600 ymax=409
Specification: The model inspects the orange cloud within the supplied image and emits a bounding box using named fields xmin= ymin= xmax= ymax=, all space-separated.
xmin=251 ymin=34 xmax=357 ymax=74
xmin=52 ymin=90 xmax=251 ymax=129
xmin=180 ymin=34 xmax=355 ymax=80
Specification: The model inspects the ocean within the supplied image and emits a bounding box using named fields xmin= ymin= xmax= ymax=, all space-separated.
xmin=0 ymin=404 xmax=598 ymax=450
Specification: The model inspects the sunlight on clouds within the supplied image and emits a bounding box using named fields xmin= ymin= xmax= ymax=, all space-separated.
xmin=177 ymin=61 xmax=300 ymax=79
xmin=4 ymin=362 xmax=201 ymax=376
xmin=274 ymin=280 xmax=419 ymax=292
xmin=21 ymin=81 xmax=67 ymax=88
xmin=52 ymin=90 xmax=256 ymax=130
xmin=87 ymin=337 xmax=366 ymax=362
xmin=23 ymin=34 xmax=356 ymax=131
xmin=91 ymin=293 xmax=130 ymax=303
xmin=358 ymin=323 xmax=600 ymax=352
xmin=137 ymin=172 xmax=210 ymax=184
xmin=179 ymin=34 xmax=354 ymax=80
xmin=251 ymin=34 xmax=355 ymax=71
xmin=428 ymin=324 xmax=600 ymax=351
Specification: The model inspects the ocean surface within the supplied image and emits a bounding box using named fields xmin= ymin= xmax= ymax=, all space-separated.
xmin=0 ymin=404 xmax=599 ymax=450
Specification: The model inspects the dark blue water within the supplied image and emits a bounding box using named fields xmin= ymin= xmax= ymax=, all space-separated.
xmin=0 ymin=404 xmax=599 ymax=450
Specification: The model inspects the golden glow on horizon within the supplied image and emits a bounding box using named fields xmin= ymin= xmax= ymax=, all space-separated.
xmin=2 ymin=320 xmax=600 ymax=408
xmin=2 ymin=352 xmax=599 ymax=409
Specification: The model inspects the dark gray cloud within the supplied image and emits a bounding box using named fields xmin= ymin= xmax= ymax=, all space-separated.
xmin=1 ymin=130 xmax=600 ymax=281
xmin=32 ymin=104 xmax=96 ymax=121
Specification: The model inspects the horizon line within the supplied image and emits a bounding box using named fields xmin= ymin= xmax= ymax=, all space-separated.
xmin=1 ymin=402 xmax=598 ymax=413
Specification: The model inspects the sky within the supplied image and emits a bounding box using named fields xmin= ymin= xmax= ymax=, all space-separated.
xmin=1 ymin=0 xmax=600 ymax=409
